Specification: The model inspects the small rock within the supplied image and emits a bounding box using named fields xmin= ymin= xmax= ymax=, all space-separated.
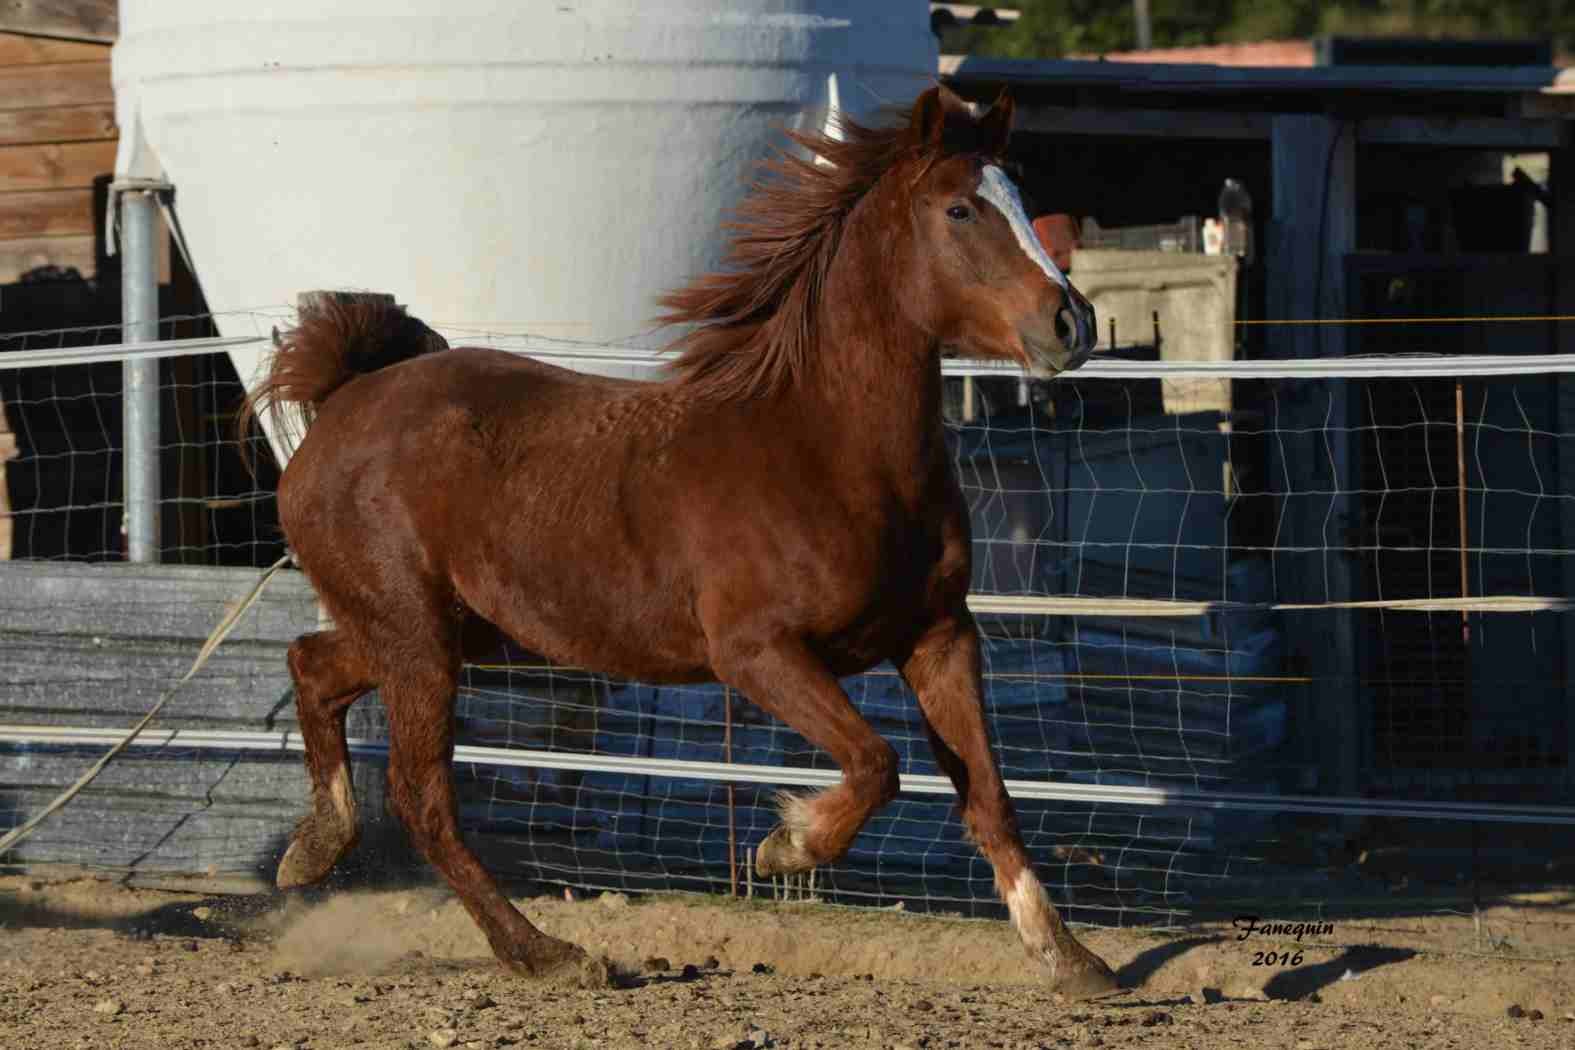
xmin=1529 ymin=1009 xmax=1544 ymax=1021
xmin=1563 ymin=1011 xmax=1575 ymax=1022
xmin=1295 ymin=1042 xmax=1315 ymax=1050
xmin=751 ymin=962 xmax=774 ymax=975
xmin=644 ymin=956 xmax=670 ymax=973
xmin=1508 ymin=1004 xmax=1526 ymax=1019
xmin=1141 ymin=1011 xmax=1172 ymax=1027
xmin=681 ymin=964 xmax=700 ymax=981
xmin=913 ymin=999 xmax=934 ymax=1012
xmin=429 ymin=1029 xmax=460 ymax=1049
xmin=562 ymin=887 xmax=575 ymax=902
xmin=597 ymin=892 xmax=629 ymax=909
xmin=193 ymin=906 xmax=213 ymax=921
xmin=238 ymin=1038 xmax=259 ymax=1048
xmin=135 ymin=963 xmax=155 ymax=977
xmin=92 ymin=999 xmax=123 ymax=1018
xmin=184 ymin=940 xmax=200 ymax=952
xmin=703 ymin=955 xmax=721 ymax=970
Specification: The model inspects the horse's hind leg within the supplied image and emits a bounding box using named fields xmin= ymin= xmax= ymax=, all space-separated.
xmin=379 ymin=634 xmax=605 ymax=984
xmin=277 ymin=630 xmax=374 ymax=889
xmin=900 ymin=613 xmax=1119 ymax=997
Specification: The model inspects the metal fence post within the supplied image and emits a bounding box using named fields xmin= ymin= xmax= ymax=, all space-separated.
xmin=120 ymin=187 xmax=162 ymax=563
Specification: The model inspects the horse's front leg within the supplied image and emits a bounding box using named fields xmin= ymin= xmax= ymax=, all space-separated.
xmin=901 ymin=612 xmax=1120 ymax=997
xmin=710 ymin=635 xmax=899 ymax=877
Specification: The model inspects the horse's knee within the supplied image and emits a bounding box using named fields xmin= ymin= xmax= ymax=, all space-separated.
xmin=851 ymin=739 xmax=900 ymax=807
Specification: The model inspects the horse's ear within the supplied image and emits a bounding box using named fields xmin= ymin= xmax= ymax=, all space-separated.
xmin=910 ymin=84 xmax=972 ymax=148
xmin=979 ymin=89 xmax=1014 ymax=157
xmin=909 ymin=86 xmax=947 ymax=147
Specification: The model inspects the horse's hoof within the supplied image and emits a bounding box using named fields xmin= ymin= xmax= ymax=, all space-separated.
xmin=755 ymin=824 xmax=815 ymax=878
xmin=275 ymin=807 xmax=358 ymax=890
xmin=275 ymin=837 xmax=337 ymax=890
xmin=1053 ymin=956 xmax=1122 ymax=999
xmin=502 ymin=938 xmax=613 ymax=988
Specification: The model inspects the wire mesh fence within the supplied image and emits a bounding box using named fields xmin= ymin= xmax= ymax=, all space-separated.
xmin=0 ymin=309 xmax=290 ymax=565
xmin=1 ymin=308 xmax=1574 ymax=959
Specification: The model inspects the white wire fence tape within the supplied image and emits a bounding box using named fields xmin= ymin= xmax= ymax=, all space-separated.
xmin=0 ymin=553 xmax=292 ymax=857
xmin=0 ymin=335 xmax=268 ymax=371
xmin=8 ymin=320 xmax=1575 ymax=379
xmin=966 ymin=594 xmax=1573 ymax=616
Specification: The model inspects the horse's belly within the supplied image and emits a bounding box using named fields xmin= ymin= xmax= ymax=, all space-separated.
xmin=464 ymin=572 xmax=715 ymax=686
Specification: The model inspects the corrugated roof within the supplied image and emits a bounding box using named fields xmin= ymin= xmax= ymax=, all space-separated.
xmin=939 ymin=53 xmax=1565 ymax=95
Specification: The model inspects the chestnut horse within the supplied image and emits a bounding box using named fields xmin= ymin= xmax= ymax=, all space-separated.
xmin=247 ymin=85 xmax=1117 ymax=994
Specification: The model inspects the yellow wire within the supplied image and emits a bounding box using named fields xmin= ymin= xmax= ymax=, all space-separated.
xmin=1235 ymin=315 xmax=1575 ymax=326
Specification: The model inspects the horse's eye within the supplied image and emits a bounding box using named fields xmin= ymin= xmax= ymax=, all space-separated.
xmin=946 ymin=203 xmax=973 ymax=222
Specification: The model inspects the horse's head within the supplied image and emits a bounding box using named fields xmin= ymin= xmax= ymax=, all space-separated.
xmin=892 ymin=85 xmax=1096 ymax=377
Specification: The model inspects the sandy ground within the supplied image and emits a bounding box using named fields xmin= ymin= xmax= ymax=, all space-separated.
xmin=1 ymin=875 xmax=1572 ymax=1050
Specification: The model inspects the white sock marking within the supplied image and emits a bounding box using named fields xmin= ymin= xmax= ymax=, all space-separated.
xmin=1006 ymin=868 xmax=1058 ymax=966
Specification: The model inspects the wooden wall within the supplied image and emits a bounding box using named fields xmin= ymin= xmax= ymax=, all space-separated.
xmin=0 ymin=31 xmax=116 ymax=284
xmin=1 ymin=7 xmax=119 ymax=558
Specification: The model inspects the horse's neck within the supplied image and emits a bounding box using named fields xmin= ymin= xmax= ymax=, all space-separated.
xmin=798 ymin=242 xmax=947 ymax=490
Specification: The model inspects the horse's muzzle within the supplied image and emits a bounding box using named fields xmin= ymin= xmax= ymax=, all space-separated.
xmin=1057 ymin=284 xmax=1097 ymax=364
xmin=1025 ymin=285 xmax=1097 ymax=377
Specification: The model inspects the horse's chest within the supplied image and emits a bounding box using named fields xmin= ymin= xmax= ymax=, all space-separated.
xmin=808 ymin=506 xmax=962 ymax=668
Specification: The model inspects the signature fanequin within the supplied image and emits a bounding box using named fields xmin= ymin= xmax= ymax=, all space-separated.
xmin=1233 ymin=916 xmax=1335 ymax=941
xmin=1233 ymin=915 xmax=1334 ymax=966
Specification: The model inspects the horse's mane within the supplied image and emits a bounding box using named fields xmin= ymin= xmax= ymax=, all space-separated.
xmin=657 ymin=108 xmax=931 ymax=401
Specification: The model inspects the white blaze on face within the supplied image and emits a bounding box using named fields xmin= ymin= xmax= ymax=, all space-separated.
xmin=976 ymin=164 xmax=1072 ymax=294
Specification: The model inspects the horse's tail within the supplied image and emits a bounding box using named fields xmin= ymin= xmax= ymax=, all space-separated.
xmin=238 ymin=298 xmax=444 ymax=462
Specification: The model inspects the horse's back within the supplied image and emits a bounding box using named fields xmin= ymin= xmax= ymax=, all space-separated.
xmin=277 ymin=344 xmax=714 ymax=674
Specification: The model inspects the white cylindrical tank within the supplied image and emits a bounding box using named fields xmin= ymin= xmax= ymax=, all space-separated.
xmin=112 ymin=1 xmax=936 ymax=454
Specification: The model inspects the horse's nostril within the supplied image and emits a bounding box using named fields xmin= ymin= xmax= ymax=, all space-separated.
xmin=1054 ymin=308 xmax=1075 ymax=346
